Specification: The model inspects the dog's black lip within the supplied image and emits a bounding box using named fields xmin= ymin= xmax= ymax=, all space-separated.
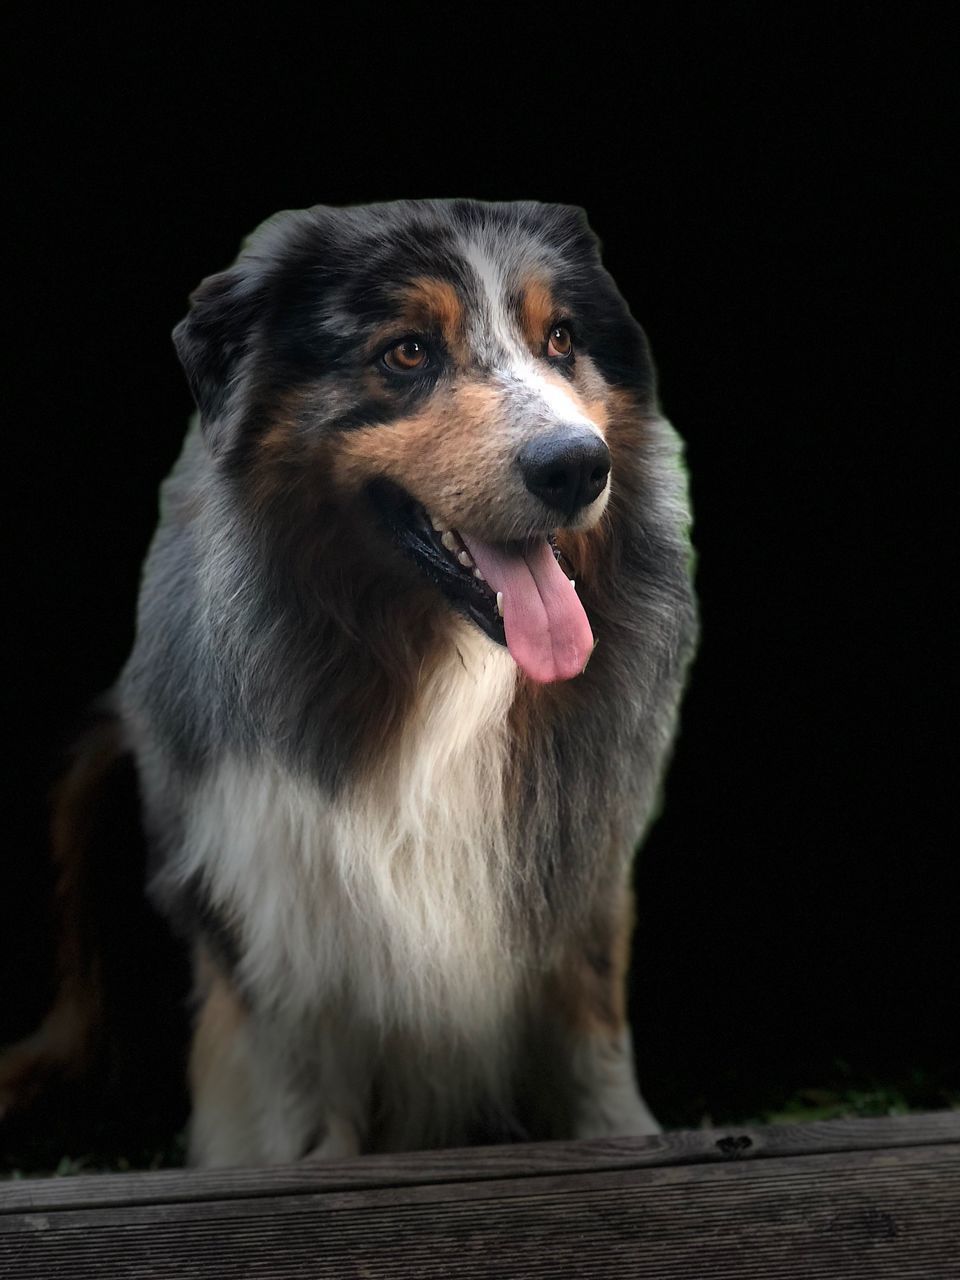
xmin=368 ymin=481 xmax=508 ymax=647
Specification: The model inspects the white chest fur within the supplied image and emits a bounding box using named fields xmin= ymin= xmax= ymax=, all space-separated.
xmin=170 ymin=625 xmax=523 ymax=1047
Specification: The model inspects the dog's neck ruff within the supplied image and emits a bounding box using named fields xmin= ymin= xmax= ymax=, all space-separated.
xmin=166 ymin=621 xmax=524 ymax=1051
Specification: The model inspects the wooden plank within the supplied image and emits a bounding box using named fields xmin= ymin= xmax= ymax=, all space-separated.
xmin=1 ymin=1143 xmax=958 ymax=1278
xmin=3 ymin=1110 xmax=959 ymax=1213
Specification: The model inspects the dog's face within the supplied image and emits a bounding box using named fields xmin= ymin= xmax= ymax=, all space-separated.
xmin=173 ymin=200 xmax=657 ymax=684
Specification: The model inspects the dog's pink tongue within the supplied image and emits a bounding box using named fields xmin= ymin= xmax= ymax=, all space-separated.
xmin=460 ymin=535 xmax=594 ymax=683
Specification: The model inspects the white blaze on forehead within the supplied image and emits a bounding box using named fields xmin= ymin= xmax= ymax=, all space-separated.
xmin=461 ymin=239 xmax=518 ymax=358
xmin=461 ymin=239 xmax=605 ymax=439
xmin=516 ymin=367 xmax=605 ymax=440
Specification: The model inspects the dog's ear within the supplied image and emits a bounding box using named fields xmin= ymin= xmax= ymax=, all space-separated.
xmin=172 ymin=263 xmax=266 ymax=453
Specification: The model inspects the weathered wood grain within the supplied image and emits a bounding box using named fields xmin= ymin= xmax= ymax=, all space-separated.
xmin=2 ymin=1109 xmax=958 ymax=1214
xmin=2 ymin=1141 xmax=959 ymax=1278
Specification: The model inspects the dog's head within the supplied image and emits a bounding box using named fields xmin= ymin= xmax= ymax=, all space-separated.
xmin=173 ymin=200 xmax=657 ymax=684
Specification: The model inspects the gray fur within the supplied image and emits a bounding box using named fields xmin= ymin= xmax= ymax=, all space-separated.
xmin=113 ymin=199 xmax=697 ymax=1163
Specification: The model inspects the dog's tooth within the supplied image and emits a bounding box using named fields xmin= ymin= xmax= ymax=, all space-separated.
xmin=441 ymin=531 xmax=459 ymax=552
xmin=473 ymin=568 xmax=485 ymax=582
xmin=496 ymin=591 xmax=504 ymax=617
xmin=457 ymin=550 xmax=474 ymax=569
xmin=570 ymin=579 xmax=576 ymax=590
xmin=431 ymin=514 xmax=445 ymax=532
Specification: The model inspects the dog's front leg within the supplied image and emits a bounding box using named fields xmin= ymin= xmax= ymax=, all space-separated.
xmin=567 ymin=1023 xmax=661 ymax=1138
xmin=547 ymin=886 xmax=661 ymax=1140
xmin=187 ymin=946 xmax=366 ymax=1167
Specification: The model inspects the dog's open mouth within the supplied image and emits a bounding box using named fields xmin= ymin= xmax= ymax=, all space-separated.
xmin=370 ymin=481 xmax=595 ymax=683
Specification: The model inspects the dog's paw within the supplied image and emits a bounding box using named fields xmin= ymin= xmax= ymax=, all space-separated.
xmin=302 ymin=1115 xmax=362 ymax=1162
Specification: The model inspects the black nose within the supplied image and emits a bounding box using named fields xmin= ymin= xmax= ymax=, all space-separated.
xmin=518 ymin=430 xmax=611 ymax=518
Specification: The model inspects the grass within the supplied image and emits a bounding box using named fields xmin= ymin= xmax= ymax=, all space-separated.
xmin=3 ymin=1131 xmax=188 ymax=1180
xmin=655 ymin=1059 xmax=960 ymax=1132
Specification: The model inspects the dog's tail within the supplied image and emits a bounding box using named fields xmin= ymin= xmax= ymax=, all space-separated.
xmin=0 ymin=711 xmax=190 ymax=1161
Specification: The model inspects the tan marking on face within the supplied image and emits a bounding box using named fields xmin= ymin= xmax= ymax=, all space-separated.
xmin=251 ymin=374 xmax=392 ymax=509
xmin=364 ymin=277 xmax=469 ymax=365
xmin=259 ymin=419 xmax=296 ymax=456
xmin=332 ymin=377 xmax=526 ymax=538
xmin=330 ymin=359 xmax=622 ymax=541
xmin=600 ymin=385 xmax=651 ymax=490
xmin=519 ymin=278 xmax=559 ymax=353
xmin=249 ymin=402 xmax=308 ymax=509
xmin=406 ymin=276 xmax=465 ymax=350
xmin=572 ymin=354 xmax=613 ymax=429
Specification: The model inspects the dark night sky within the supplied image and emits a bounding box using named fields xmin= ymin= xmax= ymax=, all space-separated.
xmin=2 ymin=6 xmax=955 ymax=1119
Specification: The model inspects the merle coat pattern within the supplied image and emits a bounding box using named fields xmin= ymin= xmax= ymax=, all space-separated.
xmin=2 ymin=199 xmax=697 ymax=1166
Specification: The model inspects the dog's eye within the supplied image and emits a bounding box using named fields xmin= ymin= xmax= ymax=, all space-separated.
xmin=383 ymin=340 xmax=430 ymax=372
xmin=547 ymin=326 xmax=573 ymax=360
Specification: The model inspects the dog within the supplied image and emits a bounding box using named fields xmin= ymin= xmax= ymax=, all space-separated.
xmin=1 ymin=199 xmax=697 ymax=1166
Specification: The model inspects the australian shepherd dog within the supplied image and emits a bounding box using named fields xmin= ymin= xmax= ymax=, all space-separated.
xmin=1 ymin=199 xmax=697 ymax=1166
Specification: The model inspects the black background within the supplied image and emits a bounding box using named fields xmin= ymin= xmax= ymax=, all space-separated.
xmin=2 ymin=5 xmax=955 ymax=1132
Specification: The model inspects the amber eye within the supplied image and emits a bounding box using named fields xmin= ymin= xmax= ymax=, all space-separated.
xmin=383 ymin=339 xmax=429 ymax=372
xmin=547 ymin=325 xmax=573 ymax=359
